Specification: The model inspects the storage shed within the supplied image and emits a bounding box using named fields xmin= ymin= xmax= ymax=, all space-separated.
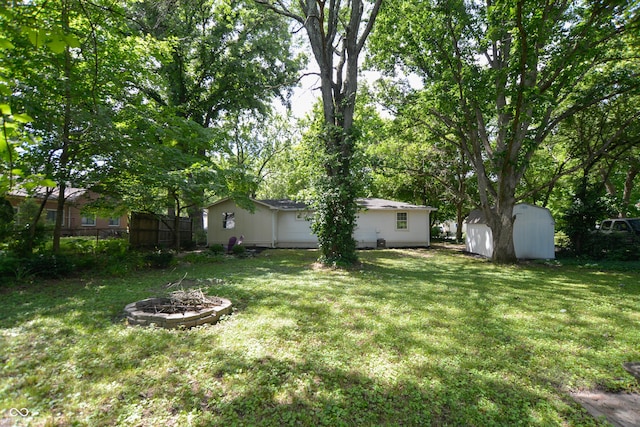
xmin=207 ymin=197 xmax=436 ymax=249
xmin=465 ymin=204 xmax=555 ymax=259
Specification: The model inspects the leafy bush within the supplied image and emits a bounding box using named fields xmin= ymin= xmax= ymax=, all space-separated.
xmin=0 ymin=198 xmax=14 ymax=241
xmin=231 ymin=244 xmax=247 ymax=257
xmin=9 ymin=223 xmax=49 ymax=257
xmin=96 ymin=238 xmax=129 ymax=256
xmin=0 ymin=252 xmax=22 ymax=282
xmin=24 ymin=253 xmax=74 ymax=278
xmin=144 ymin=250 xmax=174 ymax=268
xmin=582 ymin=233 xmax=640 ymax=261
xmin=208 ymin=244 xmax=224 ymax=255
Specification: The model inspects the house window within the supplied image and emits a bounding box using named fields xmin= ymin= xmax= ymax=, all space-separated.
xmin=46 ymin=210 xmax=57 ymax=223
xmin=81 ymin=215 xmax=96 ymax=226
xmin=108 ymin=217 xmax=120 ymax=226
xmin=396 ymin=212 xmax=408 ymax=230
xmin=222 ymin=212 xmax=235 ymax=229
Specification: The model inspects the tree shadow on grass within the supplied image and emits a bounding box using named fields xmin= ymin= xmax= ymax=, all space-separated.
xmin=2 ymin=248 xmax=636 ymax=425
xmin=66 ymin=343 xmax=574 ymax=426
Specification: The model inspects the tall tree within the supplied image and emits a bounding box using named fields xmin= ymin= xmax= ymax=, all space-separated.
xmin=371 ymin=0 xmax=640 ymax=262
xmin=123 ymin=0 xmax=302 ymax=242
xmin=4 ymin=0 xmax=127 ymax=252
xmin=366 ymin=83 xmax=477 ymax=240
xmin=216 ymin=111 xmax=300 ymax=198
xmin=256 ymin=0 xmax=383 ymax=265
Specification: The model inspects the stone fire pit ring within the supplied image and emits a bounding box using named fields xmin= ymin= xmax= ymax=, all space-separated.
xmin=124 ymin=297 xmax=232 ymax=329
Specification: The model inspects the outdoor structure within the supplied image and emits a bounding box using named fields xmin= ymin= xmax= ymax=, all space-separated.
xmin=207 ymin=198 xmax=437 ymax=249
xmin=465 ymin=203 xmax=555 ymax=259
xmin=129 ymin=212 xmax=192 ymax=248
xmin=7 ymin=186 xmax=128 ymax=237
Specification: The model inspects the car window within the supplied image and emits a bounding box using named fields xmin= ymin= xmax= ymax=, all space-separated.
xmin=628 ymin=219 xmax=640 ymax=232
xmin=600 ymin=220 xmax=612 ymax=231
xmin=613 ymin=221 xmax=629 ymax=232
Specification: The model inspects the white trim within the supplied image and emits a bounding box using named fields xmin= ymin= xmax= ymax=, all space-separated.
xmin=396 ymin=212 xmax=408 ymax=231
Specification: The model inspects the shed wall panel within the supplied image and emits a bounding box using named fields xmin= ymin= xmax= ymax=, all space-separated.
xmin=465 ymin=204 xmax=555 ymax=259
xmin=513 ymin=204 xmax=555 ymax=259
xmin=466 ymin=224 xmax=494 ymax=258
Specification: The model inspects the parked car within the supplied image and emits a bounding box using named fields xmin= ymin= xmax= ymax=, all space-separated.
xmin=597 ymin=218 xmax=640 ymax=236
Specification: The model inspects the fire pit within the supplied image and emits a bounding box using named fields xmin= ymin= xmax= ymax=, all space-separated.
xmin=124 ymin=288 xmax=232 ymax=329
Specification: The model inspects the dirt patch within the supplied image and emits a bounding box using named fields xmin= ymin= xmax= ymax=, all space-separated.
xmin=571 ymin=391 xmax=640 ymax=427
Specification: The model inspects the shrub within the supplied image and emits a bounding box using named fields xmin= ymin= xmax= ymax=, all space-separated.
xmin=25 ymin=253 xmax=74 ymax=278
xmin=96 ymin=238 xmax=129 ymax=256
xmin=0 ymin=252 xmax=23 ymax=282
xmin=581 ymin=233 xmax=640 ymax=261
xmin=144 ymin=250 xmax=174 ymax=268
xmin=232 ymin=244 xmax=247 ymax=257
xmin=209 ymin=244 xmax=224 ymax=255
xmin=9 ymin=223 xmax=49 ymax=257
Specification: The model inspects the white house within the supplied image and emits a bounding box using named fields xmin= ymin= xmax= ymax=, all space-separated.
xmin=465 ymin=204 xmax=555 ymax=259
xmin=207 ymin=198 xmax=437 ymax=249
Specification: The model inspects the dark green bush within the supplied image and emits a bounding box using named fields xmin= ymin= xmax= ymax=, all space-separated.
xmin=25 ymin=253 xmax=74 ymax=278
xmin=232 ymin=244 xmax=247 ymax=257
xmin=581 ymin=233 xmax=640 ymax=261
xmin=209 ymin=244 xmax=224 ymax=255
xmin=96 ymin=238 xmax=129 ymax=256
xmin=9 ymin=223 xmax=49 ymax=257
xmin=0 ymin=252 xmax=22 ymax=281
xmin=144 ymin=250 xmax=174 ymax=268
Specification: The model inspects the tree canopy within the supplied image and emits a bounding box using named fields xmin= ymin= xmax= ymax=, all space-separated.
xmin=1 ymin=0 xmax=639 ymax=263
xmin=369 ymin=0 xmax=640 ymax=262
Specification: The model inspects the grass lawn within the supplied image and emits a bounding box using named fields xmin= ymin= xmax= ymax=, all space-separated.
xmin=1 ymin=248 xmax=639 ymax=426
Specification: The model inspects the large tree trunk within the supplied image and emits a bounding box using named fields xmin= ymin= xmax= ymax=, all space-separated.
xmin=455 ymin=203 xmax=464 ymax=243
xmin=622 ymin=163 xmax=639 ymax=218
xmin=256 ymin=0 xmax=381 ymax=264
xmin=487 ymin=207 xmax=517 ymax=263
xmin=52 ymin=183 xmax=67 ymax=253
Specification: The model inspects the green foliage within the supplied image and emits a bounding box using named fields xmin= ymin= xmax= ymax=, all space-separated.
xmin=0 ymin=251 xmax=22 ymax=282
xmin=144 ymin=250 xmax=175 ymax=269
xmin=310 ymin=126 xmax=361 ymax=266
xmin=208 ymin=243 xmax=224 ymax=255
xmin=369 ymin=0 xmax=640 ymax=263
xmin=0 ymin=251 xmax=75 ymax=282
xmin=312 ymin=183 xmax=359 ymax=266
xmin=231 ymin=244 xmax=247 ymax=257
xmin=0 ymin=197 xmax=13 ymax=240
xmin=24 ymin=252 xmax=74 ymax=278
xmin=559 ymin=185 xmax=618 ymax=255
xmin=586 ymin=233 xmax=640 ymax=261
xmin=99 ymin=0 xmax=304 ymax=227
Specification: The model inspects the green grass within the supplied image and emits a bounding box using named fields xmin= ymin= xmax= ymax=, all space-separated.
xmin=1 ymin=248 xmax=639 ymax=426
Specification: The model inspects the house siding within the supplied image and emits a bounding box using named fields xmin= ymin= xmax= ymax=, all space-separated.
xmin=355 ymin=210 xmax=431 ymax=248
xmin=207 ymin=199 xmax=275 ymax=247
xmin=207 ymin=198 xmax=434 ymax=249
xmin=275 ymin=210 xmax=317 ymax=248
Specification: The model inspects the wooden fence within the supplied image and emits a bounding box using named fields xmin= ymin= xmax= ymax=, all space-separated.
xmin=129 ymin=212 xmax=193 ymax=249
